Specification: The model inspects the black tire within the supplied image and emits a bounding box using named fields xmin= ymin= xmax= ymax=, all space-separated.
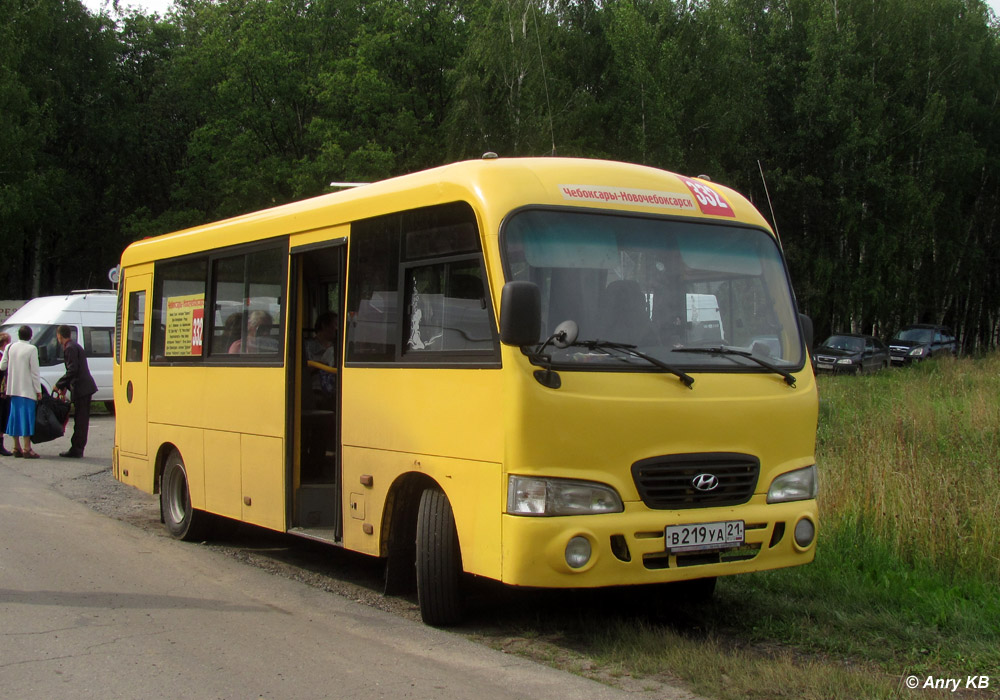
xmin=416 ymin=487 xmax=463 ymax=626
xmin=103 ymin=401 xmax=115 ymax=415
xmin=160 ymin=449 xmax=210 ymax=541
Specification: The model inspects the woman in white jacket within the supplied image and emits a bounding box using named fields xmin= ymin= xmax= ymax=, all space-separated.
xmin=0 ymin=325 xmax=42 ymax=458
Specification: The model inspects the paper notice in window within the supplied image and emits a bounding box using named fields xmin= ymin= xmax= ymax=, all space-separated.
xmin=165 ymin=293 xmax=205 ymax=356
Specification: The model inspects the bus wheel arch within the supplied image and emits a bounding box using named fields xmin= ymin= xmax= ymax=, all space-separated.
xmin=153 ymin=442 xmax=179 ymax=497
xmin=159 ymin=446 xmax=210 ymax=542
xmin=382 ymin=472 xmax=435 ymax=596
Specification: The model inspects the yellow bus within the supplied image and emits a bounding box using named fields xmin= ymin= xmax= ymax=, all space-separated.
xmin=113 ymin=156 xmax=818 ymax=625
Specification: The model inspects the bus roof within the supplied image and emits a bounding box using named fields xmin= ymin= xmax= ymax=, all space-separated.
xmin=120 ymin=157 xmax=772 ymax=266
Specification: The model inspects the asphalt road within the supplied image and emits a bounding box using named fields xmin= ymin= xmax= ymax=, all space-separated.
xmin=0 ymin=416 xmax=700 ymax=700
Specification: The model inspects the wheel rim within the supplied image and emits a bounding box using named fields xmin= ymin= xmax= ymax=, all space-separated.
xmin=164 ymin=462 xmax=188 ymax=526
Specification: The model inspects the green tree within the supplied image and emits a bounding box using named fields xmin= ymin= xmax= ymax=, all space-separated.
xmin=0 ymin=0 xmax=123 ymax=296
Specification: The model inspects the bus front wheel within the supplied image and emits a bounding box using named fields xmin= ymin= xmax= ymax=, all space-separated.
xmin=415 ymin=487 xmax=463 ymax=626
xmin=161 ymin=449 xmax=209 ymax=541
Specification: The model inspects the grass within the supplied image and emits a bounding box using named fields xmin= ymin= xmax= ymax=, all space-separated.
xmin=475 ymin=355 xmax=1000 ymax=699
xmin=816 ymin=355 xmax=1000 ymax=582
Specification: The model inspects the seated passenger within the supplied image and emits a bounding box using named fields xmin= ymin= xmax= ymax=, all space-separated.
xmin=229 ymin=310 xmax=277 ymax=354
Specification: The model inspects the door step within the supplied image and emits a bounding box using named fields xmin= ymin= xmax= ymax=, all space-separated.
xmin=288 ymin=526 xmax=340 ymax=545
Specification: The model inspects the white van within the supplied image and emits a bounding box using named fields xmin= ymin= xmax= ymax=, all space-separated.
xmin=0 ymin=290 xmax=116 ymax=406
xmin=686 ymin=293 xmax=724 ymax=344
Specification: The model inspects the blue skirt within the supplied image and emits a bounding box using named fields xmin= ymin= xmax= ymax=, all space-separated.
xmin=7 ymin=396 xmax=36 ymax=437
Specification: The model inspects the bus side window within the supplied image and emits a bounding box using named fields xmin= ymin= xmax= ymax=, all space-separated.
xmin=151 ymin=257 xmax=207 ymax=360
xmin=347 ymin=201 xmax=497 ymax=364
xmin=127 ymin=291 xmax=146 ymax=362
xmin=210 ymin=246 xmax=285 ymax=358
xmin=404 ymin=259 xmax=493 ymax=353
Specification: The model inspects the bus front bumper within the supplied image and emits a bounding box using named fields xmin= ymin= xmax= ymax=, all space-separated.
xmin=499 ymin=499 xmax=817 ymax=588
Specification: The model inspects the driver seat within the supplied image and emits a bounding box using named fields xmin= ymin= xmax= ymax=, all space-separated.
xmin=598 ymin=280 xmax=649 ymax=345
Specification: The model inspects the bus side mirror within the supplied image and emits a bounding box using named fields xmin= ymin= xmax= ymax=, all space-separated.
xmin=499 ymin=281 xmax=541 ymax=347
xmin=799 ymin=313 xmax=814 ymax=352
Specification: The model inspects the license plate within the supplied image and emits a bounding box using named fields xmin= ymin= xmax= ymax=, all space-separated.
xmin=816 ymin=362 xmax=833 ymax=370
xmin=666 ymin=520 xmax=744 ymax=553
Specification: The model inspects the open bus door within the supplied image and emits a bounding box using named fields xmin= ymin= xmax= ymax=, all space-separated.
xmin=289 ymin=241 xmax=345 ymax=543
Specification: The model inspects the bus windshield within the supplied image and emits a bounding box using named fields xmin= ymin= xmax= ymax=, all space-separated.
xmin=502 ymin=209 xmax=804 ymax=369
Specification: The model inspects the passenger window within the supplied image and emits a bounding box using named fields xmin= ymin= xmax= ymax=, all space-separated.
xmin=345 ymin=215 xmax=401 ymax=362
xmin=152 ymin=258 xmax=207 ymax=361
xmin=126 ymin=291 xmax=146 ymax=362
xmin=210 ymin=247 xmax=285 ymax=358
xmin=346 ymin=201 xmax=498 ymax=364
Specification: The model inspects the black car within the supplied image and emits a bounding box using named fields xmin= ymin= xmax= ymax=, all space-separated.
xmin=888 ymin=324 xmax=957 ymax=365
xmin=812 ymin=333 xmax=890 ymax=374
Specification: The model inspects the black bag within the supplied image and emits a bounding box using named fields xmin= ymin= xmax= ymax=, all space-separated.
xmin=34 ymin=394 xmax=71 ymax=443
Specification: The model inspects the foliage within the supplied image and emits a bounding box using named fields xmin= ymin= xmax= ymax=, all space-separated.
xmin=2 ymin=0 xmax=1000 ymax=350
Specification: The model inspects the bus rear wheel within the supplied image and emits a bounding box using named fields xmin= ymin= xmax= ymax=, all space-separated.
xmin=161 ymin=449 xmax=209 ymax=541
xmin=416 ymin=487 xmax=463 ymax=626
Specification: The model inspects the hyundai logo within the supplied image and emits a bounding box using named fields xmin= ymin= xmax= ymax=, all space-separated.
xmin=692 ymin=473 xmax=720 ymax=492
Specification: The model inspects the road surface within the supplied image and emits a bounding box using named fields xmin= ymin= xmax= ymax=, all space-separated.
xmin=0 ymin=415 xmax=700 ymax=699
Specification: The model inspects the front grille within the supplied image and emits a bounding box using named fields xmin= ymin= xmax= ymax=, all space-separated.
xmin=815 ymin=354 xmax=837 ymax=364
xmin=642 ymin=544 xmax=761 ymax=569
xmin=631 ymin=453 xmax=760 ymax=510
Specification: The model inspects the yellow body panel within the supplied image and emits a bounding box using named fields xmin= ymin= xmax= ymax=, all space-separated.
xmin=147 ymin=366 xmax=285 ymax=438
xmin=503 ymin=348 xmax=817 ymax=499
xmin=240 ymin=434 xmax=285 ymax=530
xmin=340 ymin=366 xmax=504 ymax=462
xmin=341 ymin=446 xmax=502 ymax=577
xmin=498 ymin=345 xmax=817 ymax=586
xmin=203 ymin=431 xmax=242 ymax=520
xmin=339 ymin=366 xmax=504 ymax=575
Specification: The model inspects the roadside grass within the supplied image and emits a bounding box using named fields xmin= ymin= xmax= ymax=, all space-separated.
xmin=480 ymin=355 xmax=1000 ymax=699
xmin=816 ymin=355 xmax=1000 ymax=583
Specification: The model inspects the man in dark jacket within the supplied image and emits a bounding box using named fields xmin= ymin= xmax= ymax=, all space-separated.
xmin=55 ymin=325 xmax=98 ymax=458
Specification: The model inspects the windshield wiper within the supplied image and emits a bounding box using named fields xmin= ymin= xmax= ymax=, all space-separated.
xmin=526 ymin=321 xmax=693 ymax=389
xmin=671 ymin=346 xmax=797 ymax=386
xmin=572 ymin=339 xmax=694 ymax=389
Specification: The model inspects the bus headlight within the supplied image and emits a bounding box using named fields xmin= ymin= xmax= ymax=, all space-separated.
xmin=766 ymin=465 xmax=818 ymax=503
xmin=507 ymin=476 xmax=624 ymax=516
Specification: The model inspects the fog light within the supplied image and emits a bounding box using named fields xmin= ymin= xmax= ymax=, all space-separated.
xmin=794 ymin=518 xmax=816 ymax=547
xmin=565 ymin=536 xmax=592 ymax=569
